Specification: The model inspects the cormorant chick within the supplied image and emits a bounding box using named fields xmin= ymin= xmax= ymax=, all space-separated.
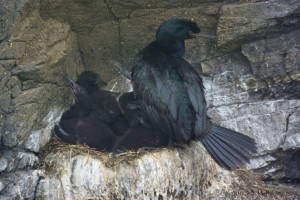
xmin=56 ymin=71 xmax=167 ymax=152
xmin=76 ymin=71 xmax=130 ymax=136
xmin=76 ymin=70 xmax=107 ymax=93
xmin=112 ymin=126 xmax=169 ymax=152
xmin=54 ymin=72 xmax=121 ymax=151
xmin=131 ymin=19 xmax=257 ymax=170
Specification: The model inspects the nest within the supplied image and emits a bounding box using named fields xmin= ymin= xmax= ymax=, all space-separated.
xmin=37 ymin=139 xmax=216 ymax=199
xmin=41 ymin=139 xmax=172 ymax=170
xmin=38 ymin=139 xmax=299 ymax=200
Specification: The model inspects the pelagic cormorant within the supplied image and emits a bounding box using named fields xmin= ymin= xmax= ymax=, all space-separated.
xmin=131 ymin=19 xmax=257 ymax=170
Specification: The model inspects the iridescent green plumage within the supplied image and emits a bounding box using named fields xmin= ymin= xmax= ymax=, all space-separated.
xmin=131 ymin=19 xmax=257 ymax=170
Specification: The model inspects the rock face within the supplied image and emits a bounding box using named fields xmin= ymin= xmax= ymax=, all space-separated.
xmin=0 ymin=0 xmax=299 ymax=199
xmin=217 ymin=0 xmax=300 ymax=52
xmin=0 ymin=0 xmax=84 ymax=199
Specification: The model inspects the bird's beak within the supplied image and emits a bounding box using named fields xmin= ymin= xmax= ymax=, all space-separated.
xmin=189 ymin=31 xmax=216 ymax=39
xmin=64 ymin=75 xmax=81 ymax=102
xmin=64 ymin=75 xmax=76 ymax=91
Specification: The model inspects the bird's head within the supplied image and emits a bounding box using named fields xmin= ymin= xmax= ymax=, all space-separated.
xmin=156 ymin=19 xmax=214 ymax=42
xmin=64 ymin=75 xmax=89 ymax=103
xmin=76 ymin=71 xmax=107 ymax=94
xmin=155 ymin=19 xmax=215 ymax=57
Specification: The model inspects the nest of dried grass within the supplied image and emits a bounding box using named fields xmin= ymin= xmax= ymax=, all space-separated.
xmin=41 ymin=138 xmax=172 ymax=169
xmin=39 ymin=139 xmax=299 ymax=200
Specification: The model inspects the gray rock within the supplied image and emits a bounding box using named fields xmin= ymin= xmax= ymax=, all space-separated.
xmin=201 ymin=51 xmax=252 ymax=76
xmin=23 ymin=108 xmax=64 ymax=152
xmin=105 ymin=75 xmax=133 ymax=93
xmin=107 ymin=0 xmax=222 ymax=19
xmin=0 ymin=0 xmax=24 ymax=42
xmin=247 ymin=154 xmax=277 ymax=170
xmin=35 ymin=176 xmax=64 ymax=200
xmin=0 ymin=195 xmax=11 ymax=200
xmin=0 ymin=67 xmax=14 ymax=114
xmin=282 ymin=133 xmax=300 ymax=151
xmin=217 ymin=0 xmax=300 ymax=51
xmin=242 ymin=29 xmax=300 ymax=79
xmin=205 ymin=69 xmax=300 ymax=176
xmin=1 ymin=0 xmax=300 ymax=198
xmin=40 ymin=0 xmax=112 ymax=33
xmin=0 ymin=180 xmax=4 ymax=192
xmin=0 ymin=3 xmax=84 ymax=147
xmin=16 ymin=152 xmax=39 ymax=170
xmin=2 ymin=102 xmax=39 ymax=147
xmin=0 ymin=1 xmax=84 ymax=198
xmin=0 ymin=157 xmax=8 ymax=172
xmin=1 ymin=170 xmax=43 ymax=200
xmin=76 ymin=21 xmax=121 ymax=81
xmin=39 ymin=0 xmax=219 ymax=80
xmin=0 ymin=149 xmax=39 ymax=172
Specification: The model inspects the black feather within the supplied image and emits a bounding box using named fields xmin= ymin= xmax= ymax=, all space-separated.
xmin=112 ymin=126 xmax=169 ymax=152
xmin=131 ymin=19 xmax=257 ymax=170
xmin=56 ymin=71 xmax=124 ymax=151
xmin=198 ymin=123 xmax=257 ymax=170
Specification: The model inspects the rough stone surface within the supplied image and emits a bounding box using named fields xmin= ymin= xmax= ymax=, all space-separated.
xmin=0 ymin=180 xmax=4 ymax=192
xmin=40 ymin=0 xmax=116 ymax=81
xmin=1 ymin=5 xmax=84 ymax=147
xmin=23 ymin=108 xmax=63 ymax=153
xmin=0 ymin=170 xmax=43 ymax=200
xmin=40 ymin=1 xmax=219 ymax=80
xmin=0 ymin=157 xmax=8 ymax=172
xmin=0 ymin=149 xmax=39 ymax=172
xmin=105 ymin=75 xmax=133 ymax=93
xmin=0 ymin=0 xmax=83 ymax=198
xmin=242 ymin=29 xmax=300 ymax=79
xmin=106 ymin=0 xmax=224 ymax=19
xmin=281 ymin=107 xmax=300 ymax=151
xmin=217 ymin=0 xmax=300 ymax=51
xmin=0 ymin=0 xmax=300 ymax=199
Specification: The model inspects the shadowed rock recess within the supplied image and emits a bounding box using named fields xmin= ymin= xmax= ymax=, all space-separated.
xmin=0 ymin=0 xmax=299 ymax=199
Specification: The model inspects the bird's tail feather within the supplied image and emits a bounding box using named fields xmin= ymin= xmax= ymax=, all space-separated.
xmin=198 ymin=123 xmax=257 ymax=170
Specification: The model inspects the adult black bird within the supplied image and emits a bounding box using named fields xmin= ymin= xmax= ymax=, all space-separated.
xmin=131 ymin=18 xmax=257 ymax=170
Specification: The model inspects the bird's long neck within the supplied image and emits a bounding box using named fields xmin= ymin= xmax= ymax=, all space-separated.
xmin=74 ymin=92 xmax=94 ymax=111
xmin=156 ymin=39 xmax=185 ymax=57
